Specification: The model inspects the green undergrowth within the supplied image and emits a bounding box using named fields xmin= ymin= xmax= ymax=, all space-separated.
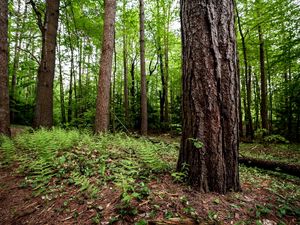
xmin=240 ymin=165 xmax=300 ymax=219
xmin=0 ymin=128 xmax=177 ymax=200
xmin=240 ymin=143 xmax=300 ymax=164
xmin=1 ymin=130 xmax=300 ymax=223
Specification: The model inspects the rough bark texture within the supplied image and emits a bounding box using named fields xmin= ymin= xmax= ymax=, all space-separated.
xmin=140 ymin=0 xmax=147 ymax=135
xmin=0 ymin=0 xmax=11 ymax=136
xmin=239 ymin=157 xmax=300 ymax=178
xmin=33 ymin=0 xmax=60 ymax=128
xmin=177 ymin=0 xmax=240 ymax=193
xmin=95 ymin=0 xmax=116 ymax=133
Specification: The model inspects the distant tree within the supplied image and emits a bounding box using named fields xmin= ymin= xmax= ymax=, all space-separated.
xmin=95 ymin=0 xmax=116 ymax=133
xmin=139 ymin=0 xmax=147 ymax=135
xmin=122 ymin=0 xmax=129 ymax=126
xmin=177 ymin=0 xmax=240 ymax=193
xmin=30 ymin=0 xmax=60 ymax=128
xmin=256 ymin=0 xmax=268 ymax=131
xmin=236 ymin=5 xmax=254 ymax=140
xmin=0 ymin=0 xmax=11 ymax=136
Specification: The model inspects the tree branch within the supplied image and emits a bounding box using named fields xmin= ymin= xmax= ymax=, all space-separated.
xmin=17 ymin=46 xmax=40 ymax=64
xmin=27 ymin=0 xmax=44 ymax=33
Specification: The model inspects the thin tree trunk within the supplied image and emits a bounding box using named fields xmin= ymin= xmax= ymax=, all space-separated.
xmin=32 ymin=0 xmax=60 ymax=128
xmin=256 ymin=0 xmax=268 ymax=131
xmin=123 ymin=0 xmax=129 ymax=126
xmin=66 ymin=15 xmax=74 ymax=123
xmin=112 ymin=34 xmax=117 ymax=133
xmin=163 ymin=1 xmax=170 ymax=126
xmin=237 ymin=54 xmax=244 ymax=139
xmin=140 ymin=0 xmax=147 ymax=135
xmin=266 ymin=48 xmax=272 ymax=132
xmin=258 ymin=24 xmax=268 ymax=131
xmin=78 ymin=37 xmax=83 ymax=115
xmin=130 ymin=56 xmax=136 ymax=121
xmin=73 ymin=66 xmax=78 ymax=120
xmin=236 ymin=5 xmax=253 ymax=140
xmin=0 ymin=0 xmax=11 ymax=136
xmin=254 ymin=72 xmax=261 ymax=130
xmin=177 ymin=0 xmax=240 ymax=193
xmin=246 ymin=66 xmax=254 ymax=139
xmin=11 ymin=0 xmax=25 ymax=101
xmin=68 ymin=65 xmax=73 ymax=123
xmin=95 ymin=0 xmax=116 ymax=133
xmin=58 ymin=30 xmax=66 ymax=124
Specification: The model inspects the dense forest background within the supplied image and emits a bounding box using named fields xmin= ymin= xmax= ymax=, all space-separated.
xmin=6 ymin=0 xmax=300 ymax=141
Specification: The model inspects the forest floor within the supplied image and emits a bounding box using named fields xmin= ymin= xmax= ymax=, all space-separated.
xmin=0 ymin=128 xmax=299 ymax=225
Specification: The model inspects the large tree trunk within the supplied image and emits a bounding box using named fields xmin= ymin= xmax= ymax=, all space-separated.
xmin=33 ymin=0 xmax=60 ymax=128
xmin=0 ymin=0 xmax=11 ymax=136
xmin=140 ymin=0 xmax=147 ymax=135
xmin=95 ymin=0 xmax=116 ymax=133
xmin=177 ymin=0 xmax=240 ymax=194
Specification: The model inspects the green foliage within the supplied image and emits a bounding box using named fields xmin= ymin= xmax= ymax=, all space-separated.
xmin=263 ymin=135 xmax=289 ymax=144
xmin=0 ymin=136 xmax=16 ymax=165
xmin=255 ymin=204 xmax=272 ymax=218
xmin=188 ymin=138 xmax=204 ymax=149
xmin=170 ymin=124 xmax=182 ymax=135
xmin=171 ymin=163 xmax=189 ymax=183
xmin=254 ymin=129 xmax=269 ymax=140
xmin=2 ymin=129 xmax=177 ymax=203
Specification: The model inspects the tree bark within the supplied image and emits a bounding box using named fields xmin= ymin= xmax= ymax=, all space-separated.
xmin=239 ymin=157 xmax=300 ymax=178
xmin=95 ymin=0 xmax=116 ymax=133
xmin=0 ymin=0 xmax=11 ymax=136
xmin=33 ymin=0 xmax=60 ymax=128
xmin=177 ymin=0 xmax=240 ymax=194
xmin=140 ymin=0 xmax=147 ymax=135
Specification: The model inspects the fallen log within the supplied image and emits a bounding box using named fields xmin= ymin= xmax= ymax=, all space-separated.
xmin=239 ymin=156 xmax=300 ymax=177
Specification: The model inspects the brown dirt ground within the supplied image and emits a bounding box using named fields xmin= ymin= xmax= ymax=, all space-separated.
xmin=0 ymin=165 xmax=299 ymax=225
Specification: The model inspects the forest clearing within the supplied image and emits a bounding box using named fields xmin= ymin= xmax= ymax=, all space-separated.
xmin=0 ymin=128 xmax=300 ymax=224
xmin=0 ymin=0 xmax=300 ymax=224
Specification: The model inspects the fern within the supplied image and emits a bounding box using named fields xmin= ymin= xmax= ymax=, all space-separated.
xmin=71 ymin=171 xmax=99 ymax=197
xmin=0 ymin=136 xmax=16 ymax=165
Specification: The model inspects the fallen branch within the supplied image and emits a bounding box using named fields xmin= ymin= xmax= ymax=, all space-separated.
xmin=239 ymin=156 xmax=300 ymax=177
